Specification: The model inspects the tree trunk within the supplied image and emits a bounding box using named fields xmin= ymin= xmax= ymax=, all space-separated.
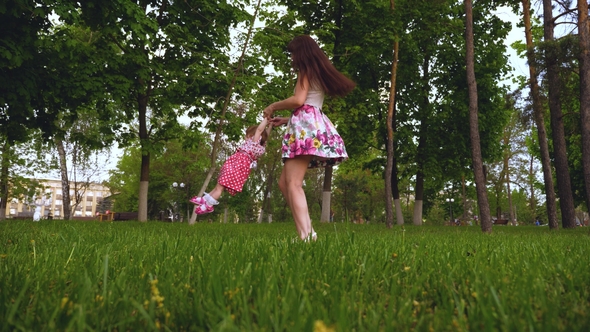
xmin=413 ymin=125 xmax=426 ymax=226
xmin=55 ymin=138 xmax=72 ymax=220
xmin=0 ymin=140 xmax=10 ymax=220
xmin=465 ymin=0 xmax=492 ymax=233
xmin=505 ymin=167 xmax=515 ymax=225
xmin=578 ymin=0 xmax=590 ymax=214
xmin=393 ymin=157 xmax=404 ymax=225
xmin=503 ymin=132 xmax=515 ymax=224
xmin=189 ymin=0 xmax=262 ymax=225
xmin=386 ymin=38 xmax=399 ymax=228
xmin=522 ymin=0 xmax=558 ymax=229
xmin=413 ymin=171 xmax=424 ymax=226
xmin=137 ymin=91 xmax=150 ymax=222
xmin=413 ymin=54 xmax=430 ymax=226
xmin=320 ymin=165 xmax=333 ymax=222
xmin=385 ymin=0 xmax=399 ymax=228
xmin=528 ymin=127 xmax=537 ymax=220
xmin=461 ymin=175 xmax=468 ymax=220
xmin=543 ymin=0 xmax=576 ymax=228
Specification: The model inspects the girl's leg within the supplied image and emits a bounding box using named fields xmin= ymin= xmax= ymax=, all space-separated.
xmin=279 ymin=156 xmax=313 ymax=240
xmin=194 ymin=183 xmax=224 ymax=215
xmin=208 ymin=183 xmax=225 ymax=201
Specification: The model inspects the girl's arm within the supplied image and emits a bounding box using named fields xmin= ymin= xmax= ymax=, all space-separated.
xmin=264 ymin=121 xmax=273 ymax=137
xmin=252 ymin=118 xmax=269 ymax=143
xmin=263 ymin=74 xmax=309 ymax=119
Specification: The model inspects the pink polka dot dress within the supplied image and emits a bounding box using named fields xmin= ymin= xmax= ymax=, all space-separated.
xmin=218 ymin=137 xmax=266 ymax=196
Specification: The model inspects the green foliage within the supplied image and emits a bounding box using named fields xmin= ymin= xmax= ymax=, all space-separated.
xmin=1 ymin=222 xmax=589 ymax=330
xmin=333 ymin=167 xmax=386 ymax=223
xmin=106 ymin=133 xmax=211 ymax=219
xmin=0 ymin=0 xmax=53 ymax=143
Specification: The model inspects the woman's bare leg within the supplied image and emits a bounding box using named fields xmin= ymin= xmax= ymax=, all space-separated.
xmin=279 ymin=156 xmax=313 ymax=240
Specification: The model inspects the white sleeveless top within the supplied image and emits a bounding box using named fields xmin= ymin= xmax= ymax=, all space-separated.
xmin=305 ymin=85 xmax=324 ymax=109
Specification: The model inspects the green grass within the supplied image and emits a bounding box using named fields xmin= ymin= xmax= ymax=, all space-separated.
xmin=1 ymin=221 xmax=589 ymax=331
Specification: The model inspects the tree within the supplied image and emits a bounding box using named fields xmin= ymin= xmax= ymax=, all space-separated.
xmin=106 ymin=132 xmax=211 ymax=219
xmin=75 ymin=0 xmax=247 ymax=222
xmin=577 ymin=0 xmax=590 ymax=214
xmin=465 ymin=0 xmax=492 ymax=232
xmin=542 ymin=0 xmax=576 ymax=228
xmin=386 ymin=0 xmax=401 ymax=228
xmin=0 ymin=0 xmax=55 ymax=218
xmin=189 ymin=0 xmax=263 ymax=224
xmin=37 ymin=21 xmax=116 ymax=220
xmin=486 ymin=97 xmax=530 ymax=224
xmin=520 ymin=0 xmax=559 ymax=229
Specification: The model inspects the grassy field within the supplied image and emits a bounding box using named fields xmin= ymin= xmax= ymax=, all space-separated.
xmin=1 ymin=220 xmax=589 ymax=331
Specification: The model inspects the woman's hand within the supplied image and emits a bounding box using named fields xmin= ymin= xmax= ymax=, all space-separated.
xmin=263 ymin=105 xmax=275 ymax=119
xmin=270 ymin=117 xmax=289 ymax=127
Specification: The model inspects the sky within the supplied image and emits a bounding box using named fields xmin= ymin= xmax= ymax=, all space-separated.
xmin=494 ymin=6 xmax=529 ymax=90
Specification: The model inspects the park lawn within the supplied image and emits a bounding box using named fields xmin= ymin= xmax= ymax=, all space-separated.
xmin=0 ymin=220 xmax=589 ymax=331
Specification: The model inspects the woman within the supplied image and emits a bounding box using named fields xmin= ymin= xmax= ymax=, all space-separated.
xmin=264 ymin=35 xmax=355 ymax=241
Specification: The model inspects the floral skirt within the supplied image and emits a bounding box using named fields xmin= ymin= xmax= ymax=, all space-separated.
xmin=281 ymin=104 xmax=348 ymax=168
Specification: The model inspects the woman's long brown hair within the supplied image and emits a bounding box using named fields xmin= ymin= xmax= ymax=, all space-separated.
xmin=287 ymin=35 xmax=356 ymax=97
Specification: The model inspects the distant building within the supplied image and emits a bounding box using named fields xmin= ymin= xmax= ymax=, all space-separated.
xmin=7 ymin=178 xmax=111 ymax=219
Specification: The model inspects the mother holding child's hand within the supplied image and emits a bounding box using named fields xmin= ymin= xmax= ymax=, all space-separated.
xmin=263 ymin=35 xmax=356 ymax=241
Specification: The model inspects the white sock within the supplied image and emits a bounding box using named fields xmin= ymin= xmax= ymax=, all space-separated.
xmin=204 ymin=193 xmax=219 ymax=205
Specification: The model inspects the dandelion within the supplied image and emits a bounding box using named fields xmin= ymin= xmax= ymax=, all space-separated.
xmin=404 ymin=266 xmax=411 ymax=272
xmin=314 ymin=320 xmax=335 ymax=332
xmin=60 ymin=297 xmax=69 ymax=309
xmin=149 ymin=279 xmax=165 ymax=308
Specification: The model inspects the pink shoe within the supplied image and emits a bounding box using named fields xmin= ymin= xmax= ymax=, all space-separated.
xmin=189 ymin=196 xmax=206 ymax=205
xmin=195 ymin=203 xmax=214 ymax=215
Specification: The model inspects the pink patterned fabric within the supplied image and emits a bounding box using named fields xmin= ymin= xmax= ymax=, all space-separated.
xmin=218 ymin=137 xmax=266 ymax=196
xmin=281 ymin=104 xmax=348 ymax=168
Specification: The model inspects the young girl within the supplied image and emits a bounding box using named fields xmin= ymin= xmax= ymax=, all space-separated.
xmin=190 ymin=119 xmax=272 ymax=215
xmin=264 ymin=35 xmax=356 ymax=241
